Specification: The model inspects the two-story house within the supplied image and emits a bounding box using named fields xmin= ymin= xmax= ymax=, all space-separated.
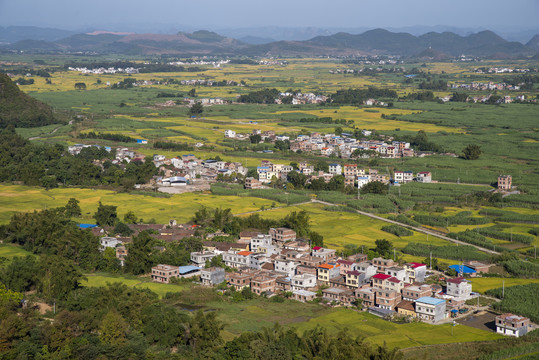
xmin=415 ymin=297 xmax=446 ymax=323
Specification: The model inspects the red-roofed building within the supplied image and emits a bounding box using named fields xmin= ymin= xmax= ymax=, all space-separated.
xmin=446 ymin=277 xmax=472 ymax=300
xmin=416 ymin=171 xmax=432 ymax=183
xmin=337 ymin=259 xmax=356 ymax=275
xmin=404 ymin=262 xmax=427 ymax=283
xmin=372 ymin=273 xmax=391 ymax=289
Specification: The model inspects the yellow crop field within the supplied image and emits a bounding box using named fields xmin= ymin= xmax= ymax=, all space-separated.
xmin=0 ymin=184 xmax=282 ymax=224
xmin=274 ymin=106 xmax=463 ymax=133
xmin=243 ymin=202 xmax=451 ymax=250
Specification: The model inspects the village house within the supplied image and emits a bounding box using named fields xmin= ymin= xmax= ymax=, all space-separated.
xmin=402 ymin=284 xmax=433 ymax=301
xmin=200 ymin=267 xmax=225 ymax=286
xmin=498 ymin=175 xmax=512 ymax=191
xmin=337 ymin=259 xmax=357 ymax=275
xmin=415 ymin=297 xmax=446 ymax=323
xmin=356 ymin=287 xmax=376 ymax=308
xmin=190 ymin=251 xmax=217 ymax=267
xmin=291 ymin=273 xmax=317 ymax=291
xmin=100 ymin=237 xmax=122 ymax=251
xmin=317 ymin=263 xmax=341 ymax=284
xmin=404 ymin=262 xmax=427 ymax=283
xmin=328 ymin=163 xmax=342 ymax=175
xmin=250 ymin=275 xmax=276 ymax=295
xmin=244 ymin=177 xmax=264 ymax=189
xmin=446 ymin=277 xmax=473 ymax=300
xmin=250 ymin=234 xmax=273 ymax=252
xmin=416 ymin=171 xmax=432 ymax=183
xmin=269 ymin=227 xmax=297 ymax=245
xmin=375 ymin=289 xmax=402 ymax=310
xmin=151 ymin=264 xmax=179 ymax=283
xmin=222 ymin=250 xmax=253 ymax=268
xmin=373 ymin=258 xmax=395 ymax=272
xmin=115 ymin=246 xmax=128 ymax=266
xmin=226 ymin=271 xmax=253 ymax=290
xmin=322 ymin=287 xmax=354 ymax=305
xmin=396 ymin=300 xmax=416 ymax=318
xmin=496 ymin=314 xmax=530 ymax=337
xmin=293 ymin=289 xmax=317 ymax=302
xmin=312 ymin=247 xmax=336 ymax=261
xmin=274 ymin=258 xmax=298 ymax=277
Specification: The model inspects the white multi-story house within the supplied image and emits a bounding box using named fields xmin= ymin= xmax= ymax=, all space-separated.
xmin=328 ymin=163 xmax=342 ymax=175
xmin=274 ymin=258 xmax=298 ymax=277
xmin=222 ymin=250 xmax=253 ymax=268
xmin=357 ymin=176 xmax=370 ymax=189
xmin=250 ymin=234 xmax=273 ymax=252
xmin=291 ymin=274 xmax=317 ymax=291
xmin=224 ymin=130 xmax=236 ymax=138
xmin=446 ymin=277 xmax=472 ymax=300
xmin=415 ymin=297 xmax=446 ymax=323
xmin=100 ymin=237 xmax=122 ymax=251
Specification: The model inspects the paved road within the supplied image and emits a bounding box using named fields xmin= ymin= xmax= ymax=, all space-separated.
xmin=310 ymin=199 xmax=500 ymax=255
xmin=233 ymin=198 xmax=500 ymax=255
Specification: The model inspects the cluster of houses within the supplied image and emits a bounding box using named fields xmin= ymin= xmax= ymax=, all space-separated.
xmin=150 ymin=228 xmax=494 ymax=324
xmin=449 ymin=81 xmax=523 ymax=91
xmin=155 ymin=154 xmax=248 ymax=186
xmin=474 ymin=67 xmax=534 ymax=74
xmin=67 ymin=66 xmax=139 ymax=74
xmin=289 ymin=132 xmax=415 ymax=159
xmin=246 ymin=159 xmax=431 ymax=189
xmin=176 ymin=79 xmax=243 ymax=87
xmin=273 ymin=92 xmax=328 ymax=105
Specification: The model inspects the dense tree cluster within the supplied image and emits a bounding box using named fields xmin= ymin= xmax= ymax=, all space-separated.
xmin=237 ymin=88 xmax=280 ymax=104
xmin=78 ymin=131 xmax=137 ymax=143
xmin=0 ymin=128 xmax=157 ymax=189
xmin=328 ymin=87 xmax=397 ymax=105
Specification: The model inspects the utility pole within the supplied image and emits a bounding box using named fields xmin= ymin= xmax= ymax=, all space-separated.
xmin=502 ymin=280 xmax=505 ymax=299
xmin=430 ymin=251 xmax=432 ymax=269
xmin=393 ymin=248 xmax=396 ymax=261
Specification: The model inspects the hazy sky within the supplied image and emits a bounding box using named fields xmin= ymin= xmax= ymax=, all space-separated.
xmin=1 ymin=0 xmax=538 ymax=31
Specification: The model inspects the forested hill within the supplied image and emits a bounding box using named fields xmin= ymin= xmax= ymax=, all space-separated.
xmin=0 ymin=73 xmax=57 ymax=128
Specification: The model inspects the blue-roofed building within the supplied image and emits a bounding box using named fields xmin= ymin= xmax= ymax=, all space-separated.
xmin=136 ymin=139 xmax=148 ymax=144
xmin=178 ymin=265 xmax=202 ymax=278
xmin=416 ymin=297 xmax=446 ymax=322
xmin=449 ymin=265 xmax=476 ymax=275
xmin=79 ymin=223 xmax=98 ymax=229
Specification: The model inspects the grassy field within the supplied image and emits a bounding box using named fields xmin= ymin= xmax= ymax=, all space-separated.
xmin=0 ymin=244 xmax=34 ymax=262
xmin=292 ymin=309 xmax=502 ymax=349
xmin=82 ymin=273 xmax=191 ymax=298
xmin=0 ymin=184 xmax=282 ymax=224
xmin=469 ymin=277 xmax=539 ymax=294
xmin=242 ymin=202 xmax=450 ymax=250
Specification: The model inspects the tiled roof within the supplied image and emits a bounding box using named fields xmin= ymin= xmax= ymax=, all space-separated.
xmin=446 ymin=277 xmax=468 ymax=284
xmin=416 ymin=297 xmax=445 ymax=306
xmin=237 ymin=251 xmax=253 ymax=256
xmin=372 ymin=273 xmax=391 ymax=280
xmin=387 ymin=276 xmax=401 ymax=283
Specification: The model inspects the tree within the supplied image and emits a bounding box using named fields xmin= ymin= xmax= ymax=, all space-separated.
xmin=99 ymin=309 xmax=128 ymax=345
xmin=189 ymin=102 xmax=204 ymax=117
xmin=188 ymin=88 xmax=196 ymax=97
xmin=93 ymin=202 xmax=118 ymax=226
xmin=113 ymin=222 xmax=133 ymax=236
xmin=361 ymin=181 xmax=388 ymax=195
xmin=309 ymin=231 xmax=324 ymax=247
xmin=249 ymin=134 xmax=262 ymax=144
xmin=74 ymin=82 xmax=86 ymax=90
xmin=462 ymin=144 xmax=482 ymax=160
xmin=64 ymin=198 xmax=81 ymax=217
xmin=374 ymin=239 xmax=393 ymax=259
xmin=38 ymin=255 xmax=84 ymax=301
xmin=123 ymin=210 xmax=138 ymax=224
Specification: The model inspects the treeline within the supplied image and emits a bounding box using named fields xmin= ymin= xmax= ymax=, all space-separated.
xmin=328 ymin=87 xmax=398 ymax=105
xmin=64 ymin=61 xmax=205 ymax=73
xmin=418 ymin=79 xmax=447 ymax=90
xmin=0 ymin=281 xmax=401 ymax=360
xmin=153 ymin=141 xmax=194 ymax=151
xmin=486 ymin=284 xmax=539 ymax=323
xmin=402 ymin=91 xmax=437 ymax=102
xmin=476 ymin=226 xmax=534 ymax=245
xmin=387 ymin=129 xmax=443 ymax=152
xmin=111 ymin=77 xmax=137 ymax=89
xmin=479 ymin=209 xmax=539 ymax=224
xmin=0 ymin=128 xmax=157 ymax=189
xmin=156 ymin=91 xmax=184 ymax=98
xmin=381 ymin=225 xmax=413 ymax=237
xmin=192 ymin=207 xmax=323 ymax=246
xmin=413 ymin=211 xmax=490 ymax=227
xmin=401 ymin=242 xmax=490 ymax=261
xmin=1 ymin=69 xmax=52 ymax=77
xmin=78 ymin=131 xmax=137 ymax=143
xmin=237 ymin=88 xmax=280 ymax=104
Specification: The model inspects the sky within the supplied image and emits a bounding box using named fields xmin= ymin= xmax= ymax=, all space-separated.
xmin=1 ymin=0 xmax=538 ymax=32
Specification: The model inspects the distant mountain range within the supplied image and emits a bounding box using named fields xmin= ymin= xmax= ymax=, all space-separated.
xmin=1 ymin=26 xmax=537 ymax=59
